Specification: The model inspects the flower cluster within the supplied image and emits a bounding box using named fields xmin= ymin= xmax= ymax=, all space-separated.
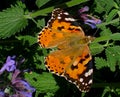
xmin=0 ymin=56 xmax=35 ymax=97
xmin=78 ymin=6 xmax=102 ymax=29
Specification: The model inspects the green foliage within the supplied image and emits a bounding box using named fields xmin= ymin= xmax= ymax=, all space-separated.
xmin=110 ymin=33 xmax=120 ymax=40
xmin=95 ymin=57 xmax=107 ymax=69
xmin=37 ymin=19 xmax=45 ymax=28
xmin=16 ymin=35 xmax=37 ymax=46
xmin=106 ymin=46 xmax=120 ymax=71
xmin=106 ymin=9 xmax=118 ymax=22
xmin=0 ymin=0 xmax=120 ymax=97
xmin=95 ymin=46 xmax=120 ymax=71
xmin=25 ymin=72 xmax=59 ymax=97
xmin=31 ymin=0 xmax=89 ymax=17
xmin=95 ymin=0 xmax=116 ymax=14
xmin=0 ymin=2 xmax=28 ymax=39
xmin=36 ymin=0 xmax=50 ymax=8
xmin=90 ymin=43 xmax=104 ymax=55
xmin=101 ymin=87 xmax=113 ymax=97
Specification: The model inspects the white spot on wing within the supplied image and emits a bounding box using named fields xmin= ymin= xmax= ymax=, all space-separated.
xmin=58 ymin=16 xmax=61 ymax=19
xmin=85 ymin=83 xmax=88 ymax=86
xmin=65 ymin=18 xmax=75 ymax=21
xmin=80 ymin=78 xmax=83 ymax=82
xmin=84 ymin=69 xmax=93 ymax=77
xmin=63 ymin=12 xmax=69 ymax=15
xmin=82 ymin=82 xmax=85 ymax=85
xmin=88 ymin=79 xmax=92 ymax=84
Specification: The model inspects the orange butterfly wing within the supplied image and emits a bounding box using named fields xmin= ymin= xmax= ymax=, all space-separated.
xmin=38 ymin=8 xmax=93 ymax=92
xmin=38 ymin=8 xmax=85 ymax=48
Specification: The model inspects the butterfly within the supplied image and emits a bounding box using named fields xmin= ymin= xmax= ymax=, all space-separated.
xmin=38 ymin=8 xmax=94 ymax=92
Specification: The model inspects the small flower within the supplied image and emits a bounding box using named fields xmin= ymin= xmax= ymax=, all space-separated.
xmin=0 ymin=56 xmax=35 ymax=97
xmin=78 ymin=6 xmax=89 ymax=13
xmin=11 ymin=69 xmax=35 ymax=97
xmin=84 ymin=16 xmax=102 ymax=29
xmin=0 ymin=91 xmax=5 ymax=97
xmin=0 ymin=56 xmax=16 ymax=75
xmin=78 ymin=6 xmax=102 ymax=29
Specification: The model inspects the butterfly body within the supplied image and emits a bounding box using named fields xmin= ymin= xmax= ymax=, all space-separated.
xmin=38 ymin=8 xmax=94 ymax=92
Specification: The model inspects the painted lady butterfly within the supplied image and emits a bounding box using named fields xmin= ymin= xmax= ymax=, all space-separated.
xmin=38 ymin=8 xmax=94 ymax=92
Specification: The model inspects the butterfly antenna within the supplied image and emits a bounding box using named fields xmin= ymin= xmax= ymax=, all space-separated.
xmin=93 ymin=27 xmax=99 ymax=36
xmin=93 ymin=16 xmax=107 ymax=37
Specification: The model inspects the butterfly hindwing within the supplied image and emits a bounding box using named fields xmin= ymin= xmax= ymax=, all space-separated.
xmin=64 ymin=46 xmax=93 ymax=92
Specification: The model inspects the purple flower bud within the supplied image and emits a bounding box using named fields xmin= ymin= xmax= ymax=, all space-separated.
xmin=0 ymin=56 xmax=35 ymax=97
xmin=78 ymin=6 xmax=102 ymax=29
xmin=0 ymin=91 xmax=5 ymax=97
xmin=13 ymin=80 xmax=35 ymax=97
xmin=11 ymin=70 xmax=35 ymax=97
xmin=78 ymin=6 xmax=89 ymax=13
xmin=85 ymin=19 xmax=102 ymax=29
xmin=0 ymin=56 xmax=16 ymax=75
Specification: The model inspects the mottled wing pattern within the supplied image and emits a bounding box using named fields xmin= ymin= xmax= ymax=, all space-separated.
xmin=38 ymin=8 xmax=93 ymax=92
xmin=45 ymin=45 xmax=93 ymax=92
xmin=38 ymin=8 xmax=85 ymax=48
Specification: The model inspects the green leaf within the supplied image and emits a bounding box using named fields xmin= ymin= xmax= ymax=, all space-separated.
xmin=100 ymin=27 xmax=112 ymax=36
xmin=118 ymin=11 xmax=120 ymax=17
xmin=93 ymin=33 xmax=120 ymax=43
xmin=101 ymin=87 xmax=111 ymax=97
xmin=30 ymin=0 xmax=88 ymax=17
xmin=94 ymin=0 xmax=105 ymax=14
xmin=81 ymin=92 xmax=86 ymax=97
xmin=34 ymin=47 xmax=48 ymax=70
xmin=106 ymin=9 xmax=118 ymax=22
xmin=97 ymin=18 xmax=119 ymax=27
xmin=93 ymin=36 xmax=110 ymax=43
xmin=37 ymin=18 xmax=45 ymax=28
xmin=95 ymin=0 xmax=115 ymax=14
xmin=95 ymin=57 xmax=108 ymax=70
xmin=36 ymin=0 xmax=50 ymax=8
xmin=25 ymin=72 xmax=59 ymax=96
xmin=0 ymin=2 xmax=28 ymax=39
xmin=116 ymin=88 xmax=120 ymax=95
xmin=95 ymin=46 xmax=120 ymax=71
xmin=90 ymin=42 xmax=104 ymax=55
xmin=44 ymin=92 xmax=54 ymax=97
xmin=105 ymin=46 xmax=120 ymax=71
xmin=110 ymin=33 xmax=120 ymax=41
xmin=59 ymin=0 xmax=88 ymax=8
xmin=105 ymin=48 xmax=116 ymax=71
xmin=16 ymin=35 xmax=37 ymax=46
